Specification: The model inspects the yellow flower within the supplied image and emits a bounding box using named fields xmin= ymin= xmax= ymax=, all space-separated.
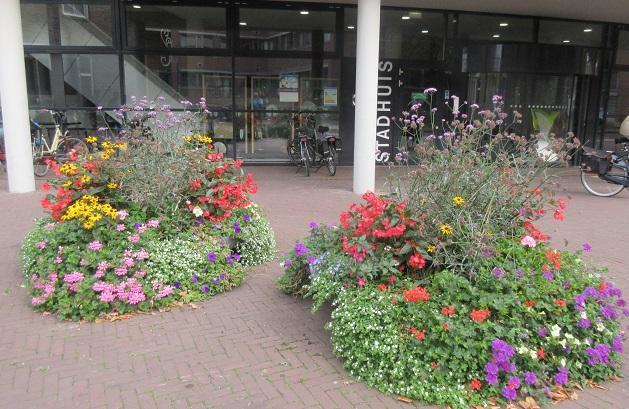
xmin=452 ymin=196 xmax=465 ymax=206
xmin=80 ymin=175 xmax=91 ymax=184
xmin=427 ymin=244 xmax=437 ymax=253
xmin=86 ymin=135 xmax=98 ymax=144
xmin=107 ymin=181 xmax=118 ymax=189
xmin=63 ymin=181 xmax=73 ymax=188
xmin=440 ymin=224 xmax=454 ymax=236
xmin=100 ymin=149 xmax=113 ymax=160
xmin=59 ymin=163 xmax=78 ymax=175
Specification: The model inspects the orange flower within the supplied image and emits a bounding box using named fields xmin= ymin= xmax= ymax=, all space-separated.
xmin=377 ymin=283 xmax=388 ymax=292
xmin=470 ymin=309 xmax=490 ymax=323
xmin=546 ymin=249 xmax=561 ymax=270
xmin=537 ymin=347 xmax=545 ymax=360
xmin=402 ymin=286 xmax=430 ymax=302
xmin=555 ymin=298 xmax=566 ymax=308
xmin=469 ymin=378 xmax=482 ymax=391
xmin=415 ymin=330 xmax=426 ymax=341
xmin=524 ymin=300 xmax=536 ymax=308
xmin=441 ymin=306 xmax=456 ymax=316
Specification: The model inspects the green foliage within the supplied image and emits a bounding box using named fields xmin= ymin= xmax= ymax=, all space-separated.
xmin=230 ymin=205 xmax=277 ymax=267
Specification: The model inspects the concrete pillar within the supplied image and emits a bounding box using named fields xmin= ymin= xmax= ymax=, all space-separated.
xmin=352 ymin=0 xmax=381 ymax=194
xmin=0 ymin=0 xmax=35 ymax=192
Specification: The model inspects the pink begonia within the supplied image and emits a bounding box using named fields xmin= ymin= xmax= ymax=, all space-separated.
xmin=54 ymin=256 xmax=63 ymax=264
xmin=123 ymin=257 xmax=135 ymax=268
xmin=117 ymin=210 xmax=128 ymax=220
xmin=80 ymin=258 xmax=89 ymax=266
xmin=88 ymin=241 xmax=103 ymax=251
xmin=123 ymin=249 xmax=133 ymax=257
xmin=49 ymin=272 xmax=58 ymax=282
xmin=94 ymin=270 xmax=105 ymax=278
xmin=116 ymin=224 xmax=126 ymax=232
xmin=135 ymin=249 xmax=149 ymax=260
xmin=63 ymin=272 xmax=84 ymax=284
xmin=44 ymin=222 xmax=56 ymax=230
xmin=115 ymin=267 xmax=128 ymax=276
xmin=147 ymin=219 xmax=160 ymax=228
xmin=99 ymin=291 xmax=116 ymax=302
xmin=36 ymin=241 xmax=47 ymax=249
xmin=128 ymin=235 xmax=140 ymax=244
xmin=158 ymin=285 xmax=173 ymax=298
xmin=68 ymin=283 xmax=80 ymax=292
xmin=521 ymin=235 xmax=537 ymax=248
xmin=127 ymin=291 xmax=146 ymax=304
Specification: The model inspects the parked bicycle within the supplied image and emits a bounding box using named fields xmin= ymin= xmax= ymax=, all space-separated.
xmin=287 ymin=113 xmax=338 ymax=176
xmin=580 ymin=137 xmax=629 ymax=197
xmin=32 ymin=111 xmax=88 ymax=177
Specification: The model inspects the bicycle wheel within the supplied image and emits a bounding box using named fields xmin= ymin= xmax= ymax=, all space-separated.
xmin=325 ymin=142 xmax=337 ymax=176
xmin=300 ymin=141 xmax=310 ymax=177
xmin=56 ymin=137 xmax=88 ymax=162
xmin=32 ymin=142 xmax=49 ymax=177
xmin=580 ymin=165 xmax=626 ymax=197
xmin=287 ymin=139 xmax=299 ymax=165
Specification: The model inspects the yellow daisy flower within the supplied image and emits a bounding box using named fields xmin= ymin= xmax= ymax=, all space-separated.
xmin=427 ymin=244 xmax=437 ymax=253
xmin=452 ymin=196 xmax=465 ymax=206
xmin=440 ymin=224 xmax=454 ymax=236
xmin=86 ymin=135 xmax=98 ymax=144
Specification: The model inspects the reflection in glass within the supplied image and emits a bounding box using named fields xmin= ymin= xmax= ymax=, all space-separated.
xmin=616 ymin=31 xmax=629 ymax=65
xmin=379 ymin=10 xmax=445 ymax=60
xmin=238 ymin=8 xmax=336 ymax=52
xmin=126 ymin=6 xmax=227 ymax=49
xmin=25 ymin=54 xmax=53 ymax=107
xmin=21 ymin=3 xmax=113 ymax=46
xmin=538 ymin=20 xmax=603 ymax=47
xmin=62 ymin=54 xmax=120 ymax=107
xmin=457 ymin=14 xmax=534 ymax=42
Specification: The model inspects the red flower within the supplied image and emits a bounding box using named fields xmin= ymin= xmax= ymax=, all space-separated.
xmin=532 ymin=187 xmax=542 ymax=196
xmin=430 ymin=361 xmax=439 ymax=369
xmin=546 ymin=249 xmax=561 ymax=270
xmin=402 ymin=286 xmax=430 ymax=302
xmin=189 ymin=179 xmax=202 ymax=191
xmin=557 ymin=198 xmax=568 ymax=210
xmin=555 ymin=298 xmax=566 ymax=308
xmin=41 ymin=182 xmax=50 ymax=191
xmin=524 ymin=300 xmax=536 ymax=308
xmin=357 ymin=276 xmax=366 ymax=288
xmin=469 ymin=378 xmax=482 ymax=391
xmin=377 ymin=283 xmax=388 ymax=292
xmin=537 ymin=347 xmax=545 ymax=360
xmin=470 ymin=309 xmax=490 ymax=323
xmin=408 ymin=252 xmax=426 ymax=269
xmin=554 ymin=208 xmax=565 ymax=221
xmin=415 ymin=329 xmax=426 ymax=341
xmin=442 ymin=322 xmax=449 ymax=330
xmin=600 ymin=281 xmax=607 ymax=292
xmin=441 ymin=306 xmax=456 ymax=316
xmin=389 ymin=275 xmax=397 ymax=285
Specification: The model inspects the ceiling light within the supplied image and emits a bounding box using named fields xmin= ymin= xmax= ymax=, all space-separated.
xmin=132 ymin=4 xmax=142 ymax=8
xmin=421 ymin=29 xmax=429 ymax=34
xmin=401 ymin=16 xmax=411 ymax=20
xmin=492 ymin=34 xmax=500 ymax=38
xmin=239 ymin=22 xmax=247 ymax=26
xmin=499 ymin=22 xmax=509 ymax=27
xmin=563 ymin=39 xmax=571 ymax=43
xmin=347 ymin=25 xmax=355 ymax=30
xmin=300 ymin=10 xmax=309 ymax=15
xmin=584 ymin=28 xmax=593 ymax=32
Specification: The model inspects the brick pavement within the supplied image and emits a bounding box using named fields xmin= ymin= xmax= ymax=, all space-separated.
xmin=0 ymin=166 xmax=628 ymax=409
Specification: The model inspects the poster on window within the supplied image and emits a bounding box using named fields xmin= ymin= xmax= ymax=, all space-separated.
xmin=323 ymin=87 xmax=338 ymax=107
xmin=279 ymin=74 xmax=299 ymax=102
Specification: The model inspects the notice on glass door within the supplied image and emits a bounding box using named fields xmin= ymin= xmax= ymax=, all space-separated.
xmin=323 ymin=87 xmax=338 ymax=107
xmin=279 ymin=74 xmax=299 ymax=102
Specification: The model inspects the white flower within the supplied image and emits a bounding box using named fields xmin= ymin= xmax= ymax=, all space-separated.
xmin=596 ymin=322 xmax=605 ymax=332
xmin=560 ymin=358 xmax=567 ymax=367
xmin=192 ymin=206 xmax=203 ymax=217
xmin=559 ymin=339 xmax=567 ymax=348
xmin=575 ymin=361 xmax=582 ymax=369
xmin=565 ymin=333 xmax=574 ymax=340
xmin=580 ymin=311 xmax=588 ymax=319
xmin=550 ymin=324 xmax=561 ymax=338
xmin=530 ymin=351 xmax=537 ymax=360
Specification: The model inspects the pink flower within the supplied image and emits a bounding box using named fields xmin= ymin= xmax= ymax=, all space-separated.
xmin=117 ymin=210 xmax=128 ymax=220
xmin=134 ymin=270 xmax=146 ymax=278
xmin=49 ymin=272 xmax=58 ymax=282
xmin=147 ymin=219 xmax=160 ymax=228
xmin=36 ymin=241 xmax=47 ymax=249
xmin=31 ymin=297 xmax=44 ymax=305
xmin=137 ymin=224 xmax=147 ymax=234
xmin=54 ymin=256 xmax=63 ymax=264
xmin=123 ymin=257 xmax=135 ymax=268
xmin=357 ymin=276 xmax=366 ymax=288
xmin=63 ymin=272 xmax=84 ymax=284
xmin=99 ymin=291 xmax=116 ymax=302
xmin=115 ymin=267 xmax=128 ymax=276
xmin=158 ymin=285 xmax=173 ymax=298
xmin=520 ymin=235 xmax=537 ymax=248
xmin=94 ymin=270 xmax=105 ymax=278
xmin=127 ymin=291 xmax=146 ymax=305
xmin=88 ymin=241 xmax=103 ymax=251
xmin=79 ymin=258 xmax=88 ymax=266
xmin=116 ymin=224 xmax=126 ymax=232
xmin=135 ymin=249 xmax=149 ymax=260
xmin=44 ymin=222 xmax=56 ymax=230
xmin=128 ymin=235 xmax=140 ymax=244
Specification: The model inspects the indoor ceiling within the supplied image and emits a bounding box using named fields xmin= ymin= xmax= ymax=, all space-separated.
xmin=271 ymin=0 xmax=629 ymax=24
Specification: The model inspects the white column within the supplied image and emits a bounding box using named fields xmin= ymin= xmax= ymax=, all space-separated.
xmin=0 ymin=0 xmax=35 ymax=193
xmin=352 ymin=0 xmax=381 ymax=195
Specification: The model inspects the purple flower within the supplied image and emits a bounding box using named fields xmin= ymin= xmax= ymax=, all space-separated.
xmin=508 ymin=376 xmax=520 ymax=389
xmin=284 ymin=259 xmax=293 ymax=267
xmin=601 ymin=304 xmax=618 ymax=320
xmin=554 ymin=367 xmax=569 ymax=385
xmin=502 ymin=386 xmax=517 ymax=401
xmin=612 ymin=336 xmax=624 ymax=353
xmin=233 ymin=222 xmax=241 ymax=234
xmin=586 ymin=344 xmax=611 ymax=366
xmin=308 ymin=221 xmax=319 ymax=229
xmin=294 ymin=242 xmax=309 ymax=257
xmin=542 ymin=270 xmax=554 ymax=281
xmin=485 ymin=362 xmax=499 ymax=375
xmin=191 ymin=274 xmax=199 ymax=283
xmin=211 ymin=277 xmax=220 ymax=284
xmin=524 ymin=371 xmax=537 ymax=385
xmin=200 ymin=284 xmax=210 ymax=293
xmin=515 ymin=268 xmax=525 ymax=278
xmin=582 ymin=243 xmax=592 ymax=252
xmin=173 ymin=281 xmax=181 ymax=289
xmin=307 ymin=256 xmax=316 ymax=265
xmin=219 ymin=273 xmax=226 ymax=280
xmin=492 ymin=267 xmax=505 ymax=277
xmin=243 ymin=214 xmax=251 ymax=222
xmin=207 ymin=252 xmax=217 ymax=262
xmin=485 ymin=373 xmax=499 ymax=385
xmin=538 ymin=327 xmax=549 ymax=337
xmin=563 ymin=280 xmax=572 ymax=289
xmin=578 ymin=318 xmax=592 ymax=329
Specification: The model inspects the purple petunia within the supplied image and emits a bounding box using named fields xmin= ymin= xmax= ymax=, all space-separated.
xmin=200 ymin=284 xmax=210 ymax=293
xmin=524 ymin=371 xmax=538 ymax=385
xmin=542 ymin=270 xmax=554 ymax=281
xmin=233 ymin=222 xmax=241 ymax=234
xmin=219 ymin=273 xmax=226 ymax=280
xmin=502 ymin=386 xmax=517 ymax=401
xmin=485 ymin=373 xmax=498 ymax=385
xmin=538 ymin=327 xmax=549 ymax=337
xmin=174 ymin=281 xmax=181 ymax=289
xmin=207 ymin=252 xmax=217 ymax=262
xmin=284 ymin=259 xmax=293 ymax=267
xmin=508 ymin=376 xmax=520 ymax=389
xmin=582 ymin=243 xmax=592 ymax=252
xmin=294 ymin=242 xmax=309 ymax=257
xmin=307 ymin=256 xmax=317 ymax=265
xmin=587 ymin=344 xmax=611 ymax=366
xmin=515 ymin=268 xmax=525 ymax=278
xmin=601 ymin=304 xmax=618 ymax=320
xmin=492 ymin=267 xmax=505 ymax=277
xmin=612 ymin=336 xmax=624 ymax=353
xmin=211 ymin=277 xmax=220 ymax=284
xmin=243 ymin=213 xmax=251 ymax=222
xmin=554 ymin=367 xmax=569 ymax=385
xmin=191 ymin=274 xmax=199 ymax=283
xmin=578 ymin=318 xmax=592 ymax=329
xmin=308 ymin=221 xmax=319 ymax=229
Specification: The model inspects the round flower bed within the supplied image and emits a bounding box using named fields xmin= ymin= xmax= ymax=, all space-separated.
xmin=21 ymin=99 xmax=276 ymax=321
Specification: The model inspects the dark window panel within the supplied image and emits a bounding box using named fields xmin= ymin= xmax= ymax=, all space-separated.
xmin=457 ymin=14 xmax=534 ymax=43
xmin=538 ymin=20 xmax=603 ymax=47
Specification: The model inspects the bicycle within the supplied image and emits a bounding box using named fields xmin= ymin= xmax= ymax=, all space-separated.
xmin=32 ymin=111 xmax=88 ymax=177
xmin=580 ymin=137 xmax=629 ymax=197
xmin=287 ymin=113 xmax=338 ymax=176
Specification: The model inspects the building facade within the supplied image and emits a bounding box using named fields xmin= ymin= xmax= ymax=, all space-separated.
xmin=16 ymin=0 xmax=629 ymax=165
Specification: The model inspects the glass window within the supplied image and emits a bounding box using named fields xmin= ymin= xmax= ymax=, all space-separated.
xmin=457 ymin=14 xmax=534 ymax=42
xmin=126 ymin=6 xmax=227 ymax=49
xmin=62 ymin=54 xmax=120 ymax=107
xmin=616 ymin=31 xmax=629 ymax=65
xmin=343 ymin=7 xmax=357 ymax=57
xmin=25 ymin=54 xmax=53 ymax=107
xmin=21 ymin=3 xmax=113 ymax=46
xmin=538 ymin=20 xmax=603 ymax=47
xmin=379 ymin=10 xmax=445 ymax=60
xmin=238 ymin=8 xmax=336 ymax=52
xmin=123 ymin=55 xmax=233 ymax=109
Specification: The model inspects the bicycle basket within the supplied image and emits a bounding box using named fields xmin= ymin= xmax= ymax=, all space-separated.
xmin=581 ymin=148 xmax=611 ymax=175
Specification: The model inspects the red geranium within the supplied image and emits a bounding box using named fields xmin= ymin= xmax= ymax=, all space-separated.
xmin=470 ymin=309 xmax=490 ymax=323
xmin=441 ymin=306 xmax=455 ymax=316
xmin=408 ymin=252 xmax=426 ymax=269
xmin=469 ymin=378 xmax=482 ymax=391
xmin=402 ymin=286 xmax=430 ymax=302
xmin=555 ymin=298 xmax=566 ymax=308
